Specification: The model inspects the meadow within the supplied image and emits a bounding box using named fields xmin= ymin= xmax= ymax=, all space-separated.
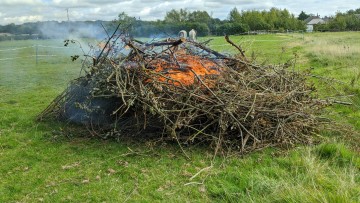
xmin=0 ymin=32 xmax=359 ymax=202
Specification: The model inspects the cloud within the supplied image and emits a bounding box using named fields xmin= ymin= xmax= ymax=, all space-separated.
xmin=0 ymin=0 xmax=360 ymax=25
xmin=0 ymin=0 xmax=42 ymax=6
xmin=4 ymin=15 xmax=43 ymax=24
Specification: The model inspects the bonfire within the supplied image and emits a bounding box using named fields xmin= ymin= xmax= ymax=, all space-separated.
xmin=38 ymin=28 xmax=327 ymax=154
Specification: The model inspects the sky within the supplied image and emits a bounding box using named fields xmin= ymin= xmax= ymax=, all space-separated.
xmin=1 ymin=0 xmax=360 ymax=25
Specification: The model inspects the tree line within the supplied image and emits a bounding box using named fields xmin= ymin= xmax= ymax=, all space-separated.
xmin=312 ymin=9 xmax=360 ymax=31
xmin=0 ymin=7 xmax=360 ymax=40
xmin=121 ymin=8 xmax=306 ymax=37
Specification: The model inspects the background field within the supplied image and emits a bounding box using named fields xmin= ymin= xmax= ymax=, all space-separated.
xmin=0 ymin=32 xmax=359 ymax=202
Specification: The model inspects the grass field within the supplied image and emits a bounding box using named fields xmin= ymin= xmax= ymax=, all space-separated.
xmin=0 ymin=33 xmax=359 ymax=202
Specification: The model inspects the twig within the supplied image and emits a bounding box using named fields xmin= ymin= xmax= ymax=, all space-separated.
xmin=189 ymin=165 xmax=213 ymax=181
xmin=184 ymin=182 xmax=204 ymax=186
xmin=189 ymin=41 xmax=227 ymax=58
xmin=96 ymin=22 xmax=126 ymax=65
xmin=225 ymin=35 xmax=246 ymax=59
xmin=316 ymin=99 xmax=352 ymax=106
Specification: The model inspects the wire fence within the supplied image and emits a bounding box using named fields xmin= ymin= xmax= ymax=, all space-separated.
xmin=0 ymin=44 xmax=84 ymax=63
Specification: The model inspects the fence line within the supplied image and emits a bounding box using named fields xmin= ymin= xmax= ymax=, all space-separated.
xmin=0 ymin=55 xmax=58 ymax=61
xmin=0 ymin=56 xmax=33 ymax=61
xmin=37 ymin=45 xmax=70 ymax=49
xmin=0 ymin=45 xmax=70 ymax=52
xmin=0 ymin=44 xmax=79 ymax=63
xmin=0 ymin=46 xmax=35 ymax=52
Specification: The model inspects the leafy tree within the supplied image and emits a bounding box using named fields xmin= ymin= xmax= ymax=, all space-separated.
xmin=329 ymin=13 xmax=347 ymax=31
xmin=298 ymin=11 xmax=310 ymax=20
xmin=314 ymin=22 xmax=329 ymax=31
xmin=242 ymin=10 xmax=270 ymax=30
xmin=228 ymin=7 xmax=242 ymax=22
xmin=118 ymin=12 xmax=136 ymax=33
xmin=346 ymin=8 xmax=360 ymax=14
xmin=208 ymin=18 xmax=222 ymax=35
xmin=162 ymin=9 xmax=212 ymax=36
xmin=344 ymin=14 xmax=360 ymax=30
xmin=217 ymin=22 xmax=249 ymax=35
xmin=4 ymin=23 xmax=17 ymax=34
xmin=164 ymin=9 xmax=188 ymax=23
xmin=231 ymin=8 xmax=304 ymax=31
xmin=188 ymin=11 xmax=211 ymax=25
xmin=186 ymin=22 xmax=210 ymax=36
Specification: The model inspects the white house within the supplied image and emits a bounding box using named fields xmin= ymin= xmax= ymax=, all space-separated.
xmin=304 ymin=16 xmax=325 ymax=32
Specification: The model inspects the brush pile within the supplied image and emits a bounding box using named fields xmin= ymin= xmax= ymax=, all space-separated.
xmin=38 ymin=33 xmax=327 ymax=153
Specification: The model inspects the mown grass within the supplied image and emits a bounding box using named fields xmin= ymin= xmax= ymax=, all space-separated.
xmin=0 ymin=34 xmax=359 ymax=202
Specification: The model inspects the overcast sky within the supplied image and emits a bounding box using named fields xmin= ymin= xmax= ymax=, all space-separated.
xmin=1 ymin=0 xmax=359 ymax=25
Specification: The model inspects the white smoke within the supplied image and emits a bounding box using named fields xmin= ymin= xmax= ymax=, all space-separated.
xmin=39 ymin=21 xmax=114 ymax=52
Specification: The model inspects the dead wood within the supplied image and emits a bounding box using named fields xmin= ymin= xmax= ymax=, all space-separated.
xmin=38 ymin=34 xmax=333 ymax=154
xmin=225 ymin=35 xmax=246 ymax=59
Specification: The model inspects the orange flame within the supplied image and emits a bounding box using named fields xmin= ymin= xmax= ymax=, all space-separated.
xmin=147 ymin=53 xmax=221 ymax=87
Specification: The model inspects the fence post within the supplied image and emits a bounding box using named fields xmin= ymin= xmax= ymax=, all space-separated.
xmin=35 ymin=44 xmax=38 ymax=65
xmin=302 ymin=31 xmax=304 ymax=41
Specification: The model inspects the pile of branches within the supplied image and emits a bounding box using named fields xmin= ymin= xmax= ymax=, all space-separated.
xmin=38 ymin=33 xmax=328 ymax=153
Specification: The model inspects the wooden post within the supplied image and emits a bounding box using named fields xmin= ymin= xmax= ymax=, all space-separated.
xmin=35 ymin=44 xmax=38 ymax=65
xmin=302 ymin=31 xmax=305 ymax=41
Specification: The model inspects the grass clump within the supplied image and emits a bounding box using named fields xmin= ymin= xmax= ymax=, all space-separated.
xmin=315 ymin=143 xmax=360 ymax=168
xmin=207 ymin=148 xmax=360 ymax=203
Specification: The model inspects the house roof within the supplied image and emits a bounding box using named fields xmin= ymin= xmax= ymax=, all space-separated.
xmin=304 ymin=16 xmax=317 ymax=23
xmin=304 ymin=16 xmax=325 ymax=25
xmin=308 ymin=18 xmax=325 ymax=25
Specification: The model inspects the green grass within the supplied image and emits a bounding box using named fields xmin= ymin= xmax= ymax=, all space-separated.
xmin=301 ymin=33 xmax=360 ymax=130
xmin=0 ymin=34 xmax=359 ymax=202
xmin=204 ymin=33 xmax=300 ymax=64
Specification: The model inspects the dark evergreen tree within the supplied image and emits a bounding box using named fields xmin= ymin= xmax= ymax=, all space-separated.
xmin=298 ymin=11 xmax=310 ymax=20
